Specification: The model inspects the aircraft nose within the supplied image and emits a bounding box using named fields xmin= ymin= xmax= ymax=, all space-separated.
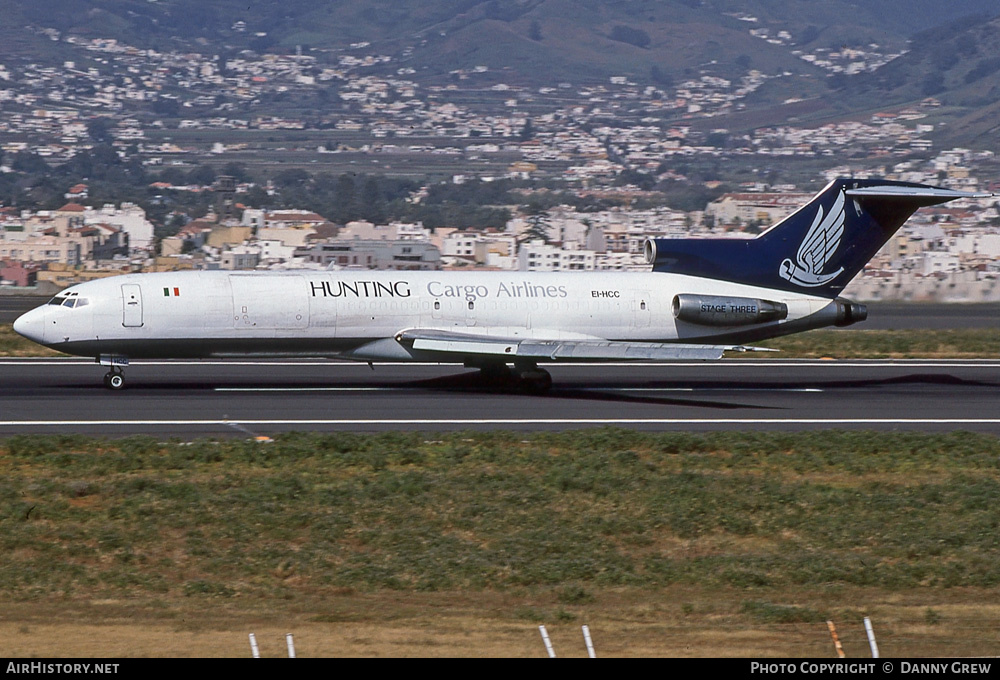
xmin=13 ymin=307 xmax=46 ymax=344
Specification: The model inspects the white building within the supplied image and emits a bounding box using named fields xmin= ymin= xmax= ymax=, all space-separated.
xmin=441 ymin=231 xmax=517 ymax=269
xmin=518 ymin=240 xmax=596 ymax=271
xmin=82 ymin=203 xmax=155 ymax=251
xmin=441 ymin=231 xmax=479 ymax=259
xmin=706 ymin=192 xmax=812 ymax=226
xmin=920 ymin=251 xmax=960 ymax=276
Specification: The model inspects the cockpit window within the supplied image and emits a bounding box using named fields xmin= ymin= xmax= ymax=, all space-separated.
xmin=48 ymin=295 xmax=88 ymax=308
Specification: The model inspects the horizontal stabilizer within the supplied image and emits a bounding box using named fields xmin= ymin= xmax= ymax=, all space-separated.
xmin=846 ymin=186 xmax=994 ymax=201
xmin=396 ymin=329 xmax=767 ymax=362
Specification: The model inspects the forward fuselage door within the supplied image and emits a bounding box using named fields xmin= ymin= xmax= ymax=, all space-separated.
xmin=121 ymin=283 xmax=143 ymax=327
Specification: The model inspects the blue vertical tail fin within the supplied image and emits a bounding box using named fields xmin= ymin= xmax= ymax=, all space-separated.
xmin=646 ymin=178 xmax=991 ymax=298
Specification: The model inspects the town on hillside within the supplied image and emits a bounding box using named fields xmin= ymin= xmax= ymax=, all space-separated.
xmin=1 ymin=24 xmax=999 ymax=302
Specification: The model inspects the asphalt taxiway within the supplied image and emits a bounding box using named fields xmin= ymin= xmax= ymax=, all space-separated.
xmin=0 ymin=359 xmax=997 ymax=437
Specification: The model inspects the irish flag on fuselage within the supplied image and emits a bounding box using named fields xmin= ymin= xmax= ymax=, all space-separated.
xmin=163 ymin=287 xmax=180 ymax=297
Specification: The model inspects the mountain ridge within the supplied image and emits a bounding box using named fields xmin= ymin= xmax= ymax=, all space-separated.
xmin=2 ymin=1 xmax=1000 ymax=147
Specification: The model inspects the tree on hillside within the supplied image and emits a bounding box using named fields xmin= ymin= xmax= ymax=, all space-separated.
xmin=609 ymin=25 xmax=651 ymax=49
xmin=86 ymin=118 xmax=115 ymax=144
xmin=12 ymin=152 xmax=49 ymax=175
xmin=151 ymin=97 xmax=180 ymax=117
xmin=273 ymin=168 xmax=311 ymax=188
xmin=333 ymin=173 xmax=358 ymax=223
xmin=529 ymin=20 xmax=543 ymax=41
xmin=361 ymin=176 xmax=386 ymax=224
xmin=650 ymin=65 xmax=674 ymax=88
xmin=156 ymin=167 xmax=187 ymax=186
xmin=186 ymin=165 xmax=216 ymax=187
xmin=519 ymin=205 xmax=552 ymax=243
xmin=221 ymin=162 xmax=252 ymax=183
xmin=519 ymin=117 xmax=535 ymax=142
xmin=922 ymin=72 xmax=946 ymax=96
xmin=243 ymin=185 xmax=270 ymax=208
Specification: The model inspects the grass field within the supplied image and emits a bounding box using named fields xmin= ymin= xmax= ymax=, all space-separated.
xmin=1 ymin=430 xmax=999 ymax=657
xmin=0 ymin=325 xmax=63 ymax=357
xmin=749 ymin=328 xmax=1000 ymax=358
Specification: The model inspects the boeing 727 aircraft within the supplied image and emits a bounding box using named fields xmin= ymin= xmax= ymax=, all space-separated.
xmin=13 ymin=178 xmax=990 ymax=391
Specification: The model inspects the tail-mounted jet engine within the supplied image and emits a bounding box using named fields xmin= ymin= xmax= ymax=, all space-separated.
xmin=832 ymin=299 xmax=867 ymax=327
xmin=672 ymin=294 xmax=788 ymax=327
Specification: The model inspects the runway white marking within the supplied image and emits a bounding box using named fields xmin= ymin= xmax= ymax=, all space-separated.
xmin=213 ymin=386 xmax=825 ymax=393
xmin=215 ymin=387 xmax=395 ymax=392
xmin=0 ymin=418 xmax=997 ymax=427
xmin=586 ymin=387 xmax=825 ymax=393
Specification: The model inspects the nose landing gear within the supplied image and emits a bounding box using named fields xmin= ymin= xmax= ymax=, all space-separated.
xmin=103 ymin=368 xmax=125 ymax=390
xmin=98 ymin=355 xmax=129 ymax=390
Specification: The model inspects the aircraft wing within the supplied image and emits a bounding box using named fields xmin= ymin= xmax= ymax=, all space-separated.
xmin=395 ymin=329 xmax=770 ymax=362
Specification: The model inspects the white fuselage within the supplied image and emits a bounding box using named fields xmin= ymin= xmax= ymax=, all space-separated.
xmin=14 ymin=269 xmax=839 ymax=361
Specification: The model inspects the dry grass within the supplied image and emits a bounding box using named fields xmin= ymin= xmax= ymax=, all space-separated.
xmin=0 ymin=325 xmax=63 ymax=357
xmin=752 ymin=329 xmax=1000 ymax=358
xmin=1 ymin=588 xmax=999 ymax=657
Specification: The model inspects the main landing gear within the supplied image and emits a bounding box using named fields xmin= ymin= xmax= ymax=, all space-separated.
xmin=98 ymin=355 xmax=129 ymax=390
xmin=476 ymin=361 xmax=553 ymax=394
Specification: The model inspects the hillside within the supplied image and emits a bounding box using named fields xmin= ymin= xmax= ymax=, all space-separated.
xmin=3 ymin=0 xmax=997 ymax=85
xmin=830 ymin=13 xmax=1000 ymax=146
xmin=3 ymin=1 xmax=1000 ymax=150
xmin=396 ymin=0 xmax=818 ymax=84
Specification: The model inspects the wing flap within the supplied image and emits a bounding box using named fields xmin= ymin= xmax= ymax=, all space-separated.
xmin=398 ymin=329 xmax=767 ymax=362
xmin=516 ymin=340 xmax=727 ymax=361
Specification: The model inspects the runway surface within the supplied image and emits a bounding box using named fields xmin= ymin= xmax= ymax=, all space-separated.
xmin=1 ymin=358 xmax=998 ymax=437
xmin=859 ymin=302 xmax=1000 ymax=329
xmin=0 ymin=296 xmax=46 ymax=323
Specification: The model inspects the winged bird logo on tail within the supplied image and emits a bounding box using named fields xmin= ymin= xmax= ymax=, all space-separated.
xmin=779 ymin=189 xmax=846 ymax=287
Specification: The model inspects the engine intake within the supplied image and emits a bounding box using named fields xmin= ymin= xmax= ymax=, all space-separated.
xmin=673 ymin=294 xmax=788 ymax=327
